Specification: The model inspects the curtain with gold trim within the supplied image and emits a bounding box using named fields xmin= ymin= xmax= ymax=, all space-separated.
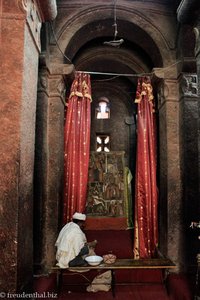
xmin=133 ymin=77 xmax=158 ymax=259
xmin=63 ymin=72 xmax=92 ymax=223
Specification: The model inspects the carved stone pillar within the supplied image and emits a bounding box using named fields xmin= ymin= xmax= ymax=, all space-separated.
xmin=194 ymin=30 xmax=200 ymax=277
xmin=180 ymin=73 xmax=199 ymax=268
xmin=194 ymin=26 xmax=200 ymax=94
xmin=177 ymin=0 xmax=200 ymax=211
xmin=177 ymin=0 xmax=200 ymax=24
xmin=156 ymin=71 xmax=184 ymax=272
xmin=0 ymin=0 xmax=57 ymax=294
xmin=34 ymin=62 xmax=74 ymax=273
xmin=0 ymin=0 xmax=40 ymax=294
xmin=177 ymin=0 xmax=200 ymax=275
xmin=193 ymin=27 xmax=200 ymax=258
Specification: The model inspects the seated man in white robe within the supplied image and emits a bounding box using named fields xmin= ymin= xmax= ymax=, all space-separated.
xmin=55 ymin=212 xmax=97 ymax=268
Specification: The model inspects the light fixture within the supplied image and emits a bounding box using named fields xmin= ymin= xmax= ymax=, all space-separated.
xmin=103 ymin=0 xmax=124 ymax=48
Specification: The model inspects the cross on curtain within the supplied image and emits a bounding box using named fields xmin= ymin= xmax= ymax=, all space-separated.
xmin=63 ymin=72 xmax=92 ymax=223
xmin=133 ymin=77 xmax=158 ymax=259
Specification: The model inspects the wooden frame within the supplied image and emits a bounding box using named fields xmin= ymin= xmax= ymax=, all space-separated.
xmin=51 ymin=257 xmax=176 ymax=297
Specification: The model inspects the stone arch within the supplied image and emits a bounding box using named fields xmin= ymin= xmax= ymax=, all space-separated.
xmin=42 ymin=2 xmax=185 ymax=273
xmin=51 ymin=4 xmax=175 ymax=67
xmin=73 ymin=46 xmax=150 ymax=75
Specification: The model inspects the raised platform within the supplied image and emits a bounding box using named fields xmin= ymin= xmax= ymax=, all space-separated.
xmin=51 ymin=257 xmax=176 ymax=297
xmin=52 ymin=257 xmax=175 ymax=271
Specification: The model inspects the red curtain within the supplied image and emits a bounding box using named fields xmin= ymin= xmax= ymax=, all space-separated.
xmin=133 ymin=77 xmax=158 ymax=259
xmin=63 ymin=72 xmax=92 ymax=223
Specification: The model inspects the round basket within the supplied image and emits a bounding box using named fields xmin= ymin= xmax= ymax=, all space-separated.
xmin=103 ymin=254 xmax=117 ymax=264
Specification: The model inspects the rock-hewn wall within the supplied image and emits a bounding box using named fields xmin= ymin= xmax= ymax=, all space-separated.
xmin=0 ymin=0 xmax=57 ymax=293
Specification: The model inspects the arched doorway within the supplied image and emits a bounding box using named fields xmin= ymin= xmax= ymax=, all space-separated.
xmin=34 ymin=1 xmax=184 ymax=273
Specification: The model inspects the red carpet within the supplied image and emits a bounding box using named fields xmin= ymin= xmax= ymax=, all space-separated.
xmin=58 ymin=284 xmax=169 ymax=300
xmin=85 ymin=230 xmax=134 ymax=258
xmin=168 ymin=274 xmax=194 ymax=300
xmin=34 ymin=271 xmax=194 ymax=300
xmin=34 ymin=230 xmax=194 ymax=299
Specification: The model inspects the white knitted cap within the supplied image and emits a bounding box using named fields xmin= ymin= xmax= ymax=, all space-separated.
xmin=72 ymin=212 xmax=86 ymax=221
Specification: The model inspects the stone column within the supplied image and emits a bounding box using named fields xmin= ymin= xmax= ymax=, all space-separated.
xmin=0 ymin=0 xmax=41 ymax=293
xmin=34 ymin=62 xmax=74 ymax=273
xmin=0 ymin=0 xmax=57 ymax=293
xmin=177 ymin=0 xmax=200 ymax=223
xmin=156 ymin=69 xmax=184 ymax=272
xmin=194 ymin=27 xmax=200 ymax=217
xmin=177 ymin=0 xmax=200 ymax=274
xmin=180 ymin=73 xmax=199 ymax=268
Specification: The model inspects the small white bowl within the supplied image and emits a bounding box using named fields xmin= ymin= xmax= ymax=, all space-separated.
xmin=85 ymin=255 xmax=103 ymax=266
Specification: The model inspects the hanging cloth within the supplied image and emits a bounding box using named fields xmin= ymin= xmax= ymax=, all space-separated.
xmin=63 ymin=72 xmax=92 ymax=223
xmin=133 ymin=77 xmax=158 ymax=259
xmin=124 ymin=167 xmax=134 ymax=229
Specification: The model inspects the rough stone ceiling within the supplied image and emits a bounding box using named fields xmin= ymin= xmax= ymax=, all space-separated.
xmin=54 ymin=0 xmax=181 ymax=87
xmin=66 ymin=19 xmax=162 ymax=71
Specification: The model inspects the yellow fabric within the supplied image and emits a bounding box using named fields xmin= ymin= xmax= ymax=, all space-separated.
xmin=124 ymin=167 xmax=133 ymax=229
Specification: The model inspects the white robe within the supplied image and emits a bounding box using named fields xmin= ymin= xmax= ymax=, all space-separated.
xmin=55 ymin=222 xmax=87 ymax=268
